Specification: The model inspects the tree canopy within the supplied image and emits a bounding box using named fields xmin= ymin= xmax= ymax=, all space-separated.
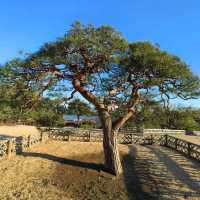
xmin=6 ymin=22 xmax=200 ymax=114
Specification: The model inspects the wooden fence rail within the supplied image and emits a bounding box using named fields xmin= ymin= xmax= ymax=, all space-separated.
xmin=0 ymin=139 xmax=16 ymax=158
xmin=1 ymin=127 xmax=198 ymax=163
xmin=0 ymin=133 xmax=49 ymax=158
xmin=160 ymin=135 xmax=200 ymax=162
xmin=46 ymin=128 xmax=200 ymax=162
xmin=47 ymin=129 xmax=156 ymax=145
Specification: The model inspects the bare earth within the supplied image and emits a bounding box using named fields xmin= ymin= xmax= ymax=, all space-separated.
xmin=0 ymin=125 xmax=40 ymax=137
xmin=0 ymin=140 xmax=199 ymax=200
xmin=174 ymin=135 xmax=200 ymax=146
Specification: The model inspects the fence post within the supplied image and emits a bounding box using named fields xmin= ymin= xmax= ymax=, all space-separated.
xmin=27 ymin=135 xmax=31 ymax=147
xmin=131 ymin=134 xmax=133 ymax=143
xmin=16 ymin=136 xmax=24 ymax=153
xmin=88 ymin=131 xmax=91 ymax=142
xmin=175 ymin=138 xmax=178 ymax=150
xmin=188 ymin=143 xmax=191 ymax=157
xmin=165 ymin=134 xmax=168 ymax=146
xmin=7 ymin=139 xmax=12 ymax=159
xmin=67 ymin=135 xmax=71 ymax=142
xmin=40 ymin=132 xmax=43 ymax=142
xmin=150 ymin=134 xmax=153 ymax=144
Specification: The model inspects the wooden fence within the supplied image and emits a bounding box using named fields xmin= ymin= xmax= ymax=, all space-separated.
xmin=0 ymin=132 xmax=49 ymax=158
xmin=160 ymin=135 xmax=200 ymax=161
xmin=0 ymin=139 xmax=16 ymax=158
xmin=44 ymin=128 xmax=157 ymax=145
xmin=44 ymin=127 xmax=200 ymax=162
xmin=42 ymin=127 xmax=185 ymax=144
xmin=143 ymin=129 xmax=185 ymax=135
xmin=40 ymin=127 xmax=185 ymax=135
xmin=1 ymin=127 xmax=199 ymax=162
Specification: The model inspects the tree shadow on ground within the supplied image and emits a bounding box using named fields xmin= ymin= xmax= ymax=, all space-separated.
xmin=122 ymin=145 xmax=159 ymax=200
xmin=22 ymin=151 xmax=129 ymax=200
xmin=0 ymin=134 xmax=15 ymax=140
xmin=146 ymin=146 xmax=200 ymax=193
xmin=122 ymin=144 xmax=200 ymax=200
xmin=127 ymin=144 xmax=200 ymax=200
xmin=22 ymin=152 xmax=103 ymax=172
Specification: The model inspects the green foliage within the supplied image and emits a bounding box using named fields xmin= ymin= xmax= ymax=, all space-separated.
xmin=80 ymin=124 xmax=94 ymax=129
xmin=23 ymin=22 xmax=128 ymax=97
xmin=26 ymin=98 xmax=65 ymax=126
xmin=67 ymin=99 xmax=95 ymax=121
xmin=124 ymin=105 xmax=200 ymax=131
xmin=120 ymin=42 xmax=200 ymax=101
xmin=12 ymin=22 xmax=200 ymax=107
xmin=0 ymin=66 xmax=64 ymax=126
xmin=0 ymin=57 xmax=65 ymax=126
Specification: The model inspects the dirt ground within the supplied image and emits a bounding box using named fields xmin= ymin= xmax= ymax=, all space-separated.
xmin=0 ymin=141 xmax=129 ymax=200
xmin=124 ymin=144 xmax=200 ymax=200
xmin=0 ymin=140 xmax=199 ymax=200
xmin=173 ymin=135 xmax=200 ymax=145
xmin=0 ymin=125 xmax=40 ymax=138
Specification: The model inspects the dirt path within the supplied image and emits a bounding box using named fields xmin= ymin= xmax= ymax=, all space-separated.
xmin=0 ymin=140 xmax=199 ymax=200
xmin=125 ymin=145 xmax=200 ymax=200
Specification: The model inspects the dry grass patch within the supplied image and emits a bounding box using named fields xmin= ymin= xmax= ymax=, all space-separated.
xmin=173 ymin=135 xmax=200 ymax=145
xmin=0 ymin=140 xmax=199 ymax=200
xmin=0 ymin=125 xmax=40 ymax=138
xmin=0 ymin=141 xmax=130 ymax=200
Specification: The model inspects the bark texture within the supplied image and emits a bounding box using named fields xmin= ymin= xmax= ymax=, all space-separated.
xmin=99 ymin=111 xmax=123 ymax=176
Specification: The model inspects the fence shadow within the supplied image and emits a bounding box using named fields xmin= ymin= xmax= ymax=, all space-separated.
xmin=21 ymin=152 xmax=103 ymax=172
xmin=146 ymin=146 xmax=200 ymax=193
xmin=122 ymin=144 xmax=200 ymax=200
xmin=0 ymin=134 xmax=15 ymax=140
xmin=122 ymin=145 xmax=159 ymax=200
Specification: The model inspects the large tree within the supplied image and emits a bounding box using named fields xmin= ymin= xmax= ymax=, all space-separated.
xmin=8 ymin=22 xmax=200 ymax=176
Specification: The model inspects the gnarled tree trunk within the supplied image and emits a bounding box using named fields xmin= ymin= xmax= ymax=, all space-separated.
xmin=99 ymin=111 xmax=123 ymax=176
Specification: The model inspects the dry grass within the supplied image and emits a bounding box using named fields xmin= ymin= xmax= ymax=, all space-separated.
xmin=0 ymin=125 xmax=40 ymax=137
xmin=173 ymin=135 xmax=200 ymax=145
xmin=0 ymin=140 xmax=199 ymax=200
xmin=0 ymin=141 xmax=129 ymax=200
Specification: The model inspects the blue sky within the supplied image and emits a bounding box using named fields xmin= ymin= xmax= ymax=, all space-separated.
xmin=0 ymin=0 xmax=200 ymax=107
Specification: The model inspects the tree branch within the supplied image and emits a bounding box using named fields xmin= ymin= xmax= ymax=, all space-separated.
xmin=72 ymin=78 xmax=106 ymax=111
xmin=112 ymin=89 xmax=140 ymax=131
xmin=63 ymin=90 xmax=77 ymax=102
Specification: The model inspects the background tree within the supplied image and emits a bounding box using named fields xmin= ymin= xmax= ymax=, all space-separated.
xmin=124 ymin=105 xmax=200 ymax=131
xmin=6 ymin=22 xmax=200 ymax=176
xmin=0 ymin=63 xmax=65 ymax=126
xmin=67 ymin=99 xmax=95 ymax=124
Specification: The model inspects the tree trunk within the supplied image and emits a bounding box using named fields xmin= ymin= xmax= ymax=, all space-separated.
xmin=100 ymin=111 xmax=123 ymax=176
xmin=77 ymin=114 xmax=80 ymax=127
xmin=103 ymin=129 xmax=123 ymax=176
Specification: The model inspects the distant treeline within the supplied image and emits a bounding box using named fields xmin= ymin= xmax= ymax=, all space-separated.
xmin=125 ymin=105 xmax=200 ymax=131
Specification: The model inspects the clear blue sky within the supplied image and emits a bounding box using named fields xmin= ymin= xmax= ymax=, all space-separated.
xmin=0 ymin=0 xmax=200 ymax=107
